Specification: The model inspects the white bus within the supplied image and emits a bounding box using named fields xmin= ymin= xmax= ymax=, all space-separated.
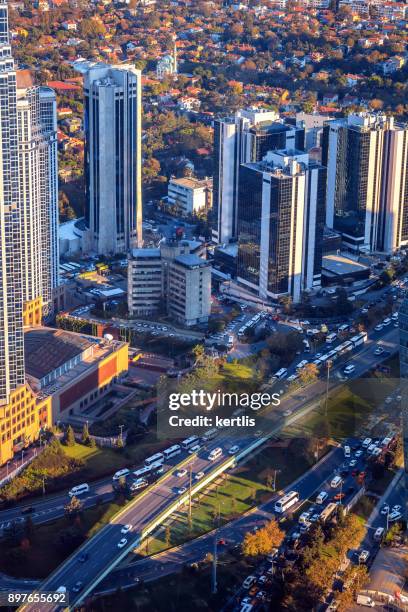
xmin=208 ymin=447 xmax=223 ymax=461
xmin=113 ymin=468 xmax=130 ymax=481
xmin=134 ymin=465 xmax=152 ymax=479
xmin=181 ymin=436 xmax=200 ymax=451
xmin=145 ymin=452 xmax=165 ymax=467
xmin=326 ymin=332 xmax=337 ymax=344
xmin=350 ymin=332 xmax=367 ymax=348
xmin=163 ymin=444 xmax=181 ymax=460
xmin=274 ymin=490 xmax=299 ymax=513
xmin=274 ymin=368 xmax=288 ymax=380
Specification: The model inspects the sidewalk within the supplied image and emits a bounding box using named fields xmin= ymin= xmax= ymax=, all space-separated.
xmin=0 ymin=443 xmax=46 ymax=488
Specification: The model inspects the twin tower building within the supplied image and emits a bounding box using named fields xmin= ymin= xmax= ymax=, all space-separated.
xmin=213 ymin=109 xmax=408 ymax=303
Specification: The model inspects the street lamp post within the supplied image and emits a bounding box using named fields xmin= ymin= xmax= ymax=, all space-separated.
xmin=325 ymin=360 xmax=332 ymax=417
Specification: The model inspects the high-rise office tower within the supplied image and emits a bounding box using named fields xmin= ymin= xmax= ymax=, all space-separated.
xmin=83 ymin=63 xmax=142 ymax=255
xmin=212 ymin=108 xmax=305 ymax=244
xmin=0 ymin=0 xmax=25 ymax=404
xmin=237 ymin=150 xmax=326 ymax=303
xmin=16 ymin=74 xmax=59 ymax=318
xmin=323 ymin=113 xmax=408 ymax=253
xmin=379 ymin=124 xmax=408 ymax=253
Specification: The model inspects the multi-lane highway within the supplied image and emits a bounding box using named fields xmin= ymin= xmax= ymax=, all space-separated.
xmin=97 ymin=445 xmax=344 ymax=593
xmin=16 ymin=323 xmax=400 ymax=610
xmin=1 ymin=324 xmax=398 ymax=534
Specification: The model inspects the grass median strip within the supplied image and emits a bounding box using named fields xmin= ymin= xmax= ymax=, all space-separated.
xmin=135 ymin=441 xmax=319 ymax=557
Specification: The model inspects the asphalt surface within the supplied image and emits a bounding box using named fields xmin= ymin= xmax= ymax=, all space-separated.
xmin=0 ymin=323 xmax=398 ymax=534
xmin=10 ymin=324 xmax=400 ymax=610
xmin=97 ymin=445 xmax=344 ymax=593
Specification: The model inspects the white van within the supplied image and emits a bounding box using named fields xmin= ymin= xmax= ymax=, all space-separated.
xmin=362 ymin=437 xmax=372 ymax=449
xmin=113 ymin=468 xmax=130 ymax=481
xmin=130 ymin=478 xmax=148 ymax=492
xmin=330 ymin=475 xmax=343 ymax=488
xmin=68 ymin=483 xmax=89 ymax=497
xmin=208 ymin=447 xmax=222 ymax=461
xmin=316 ymin=491 xmax=328 ymax=504
xmin=274 ymin=368 xmax=288 ymax=380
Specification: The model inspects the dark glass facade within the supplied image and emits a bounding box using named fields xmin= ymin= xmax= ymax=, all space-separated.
xmin=236 ymin=165 xmax=263 ymax=287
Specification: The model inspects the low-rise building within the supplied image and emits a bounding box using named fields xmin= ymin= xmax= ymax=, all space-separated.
xmin=128 ymin=248 xmax=163 ymax=317
xmin=128 ymin=240 xmax=211 ymax=325
xmin=167 ymin=177 xmax=213 ymax=217
xmin=167 ymin=254 xmax=211 ymax=326
xmin=24 ymin=327 xmax=128 ymax=421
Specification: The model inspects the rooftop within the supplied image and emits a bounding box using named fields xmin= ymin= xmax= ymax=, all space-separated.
xmin=169 ymin=176 xmax=212 ymax=190
xmin=131 ymin=248 xmax=161 ymax=259
xmin=173 ymin=254 xmax=210 ymax=269
xmin=322 ymin=254 xmax=370 ymax=276
xmin=24 ymin=328 xmax=93 ymax=380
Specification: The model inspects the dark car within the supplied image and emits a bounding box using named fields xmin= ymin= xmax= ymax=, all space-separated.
xmin=72 ymin=581 xmax=83 ymax=593
xmin=21 ymin=506 xmax=34 ymax=514
xmin=347 ymin=486 xmax=356 ymax=495
xmin=77 ymin=552 xmax=89 ymax=563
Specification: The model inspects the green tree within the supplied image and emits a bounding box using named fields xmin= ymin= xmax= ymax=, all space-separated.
xmin=81 ymin=422 xmax=90 ymax=445
xmin=165 ymin=525 xmax=171 ymax=547
xmin=242 ymin=520 xmax=284 ymax=557
xmin=64 ymin=495 xmax=82 ymax=518
xmin=64 ymin=425 xmax=75 ymax=447
xmin=298 ymin=362 xmax=319 ymax=385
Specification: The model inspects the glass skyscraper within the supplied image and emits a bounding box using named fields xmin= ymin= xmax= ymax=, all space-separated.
xmin=0 ymin=0 xmax=25 ymax=404
xmin=237 ymin=150 xmax=326 ymax=303
xmin=212 ymin=109 xmax=304 ymax=244
xmin=83 ymin=63 xmax=142 ymax=255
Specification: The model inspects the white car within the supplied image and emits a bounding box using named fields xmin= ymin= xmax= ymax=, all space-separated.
xmin=117 ymin=538 xmax=128 ymax=548
xmin=389 ymin=510 xmax=402 ymax=522
xmin=229 ymin=445 xmax=240 ymax=455
xmin=392 ymin=504 xmax=402 ymax=513
xmin=374 ymin=346 xmax=384 ymax=355
xmin=380 ymin=504 xmax=390 ymax=515
xmin=374 ymin=324 xmax=383 ymax=331
xmin=283 ymin=409 xmax=293 ymax=416
xmin=176 ymin=469 xmax=187 ymax=478
xmin=120 ymin=524 xmax=132 ymax=534
xmin=343 ymin=364 xmax=355 ymax=375
xmin=349 ymin=459 xmax=357 ymax=467
xmin=194 ymin=471 xmax=204 ymax=481
xmin=355 ymin=450 xmax=363 ymax=458
xmin=177 ymin=486 xmax=187 ymax=495
xmin=358 ymin=550 xmax=370 ymax=564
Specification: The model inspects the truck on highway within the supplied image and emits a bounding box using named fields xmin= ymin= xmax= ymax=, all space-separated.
xmin=356 ymin=594 xmax=375 ymax=607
